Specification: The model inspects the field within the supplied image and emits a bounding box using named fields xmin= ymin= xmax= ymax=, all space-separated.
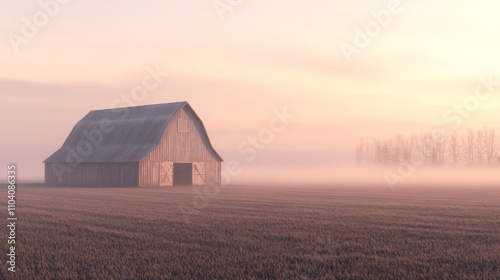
xmin=1 ymin=184 xmax=499 ymax=279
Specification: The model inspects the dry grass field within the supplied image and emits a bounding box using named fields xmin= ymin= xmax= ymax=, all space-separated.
xmin=0 ymin=184 xmax=499 ymax=279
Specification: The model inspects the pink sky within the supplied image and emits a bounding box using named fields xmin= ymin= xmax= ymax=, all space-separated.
xmin=1 ymin=1 xmax=500 ymax=184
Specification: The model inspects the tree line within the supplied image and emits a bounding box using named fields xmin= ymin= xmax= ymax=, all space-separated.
xmin=355 ymin=127 xmax=499 ymax=166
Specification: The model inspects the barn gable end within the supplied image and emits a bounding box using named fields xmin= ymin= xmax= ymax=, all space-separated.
xmin=139 ymin=105 xmax=222 ymax=186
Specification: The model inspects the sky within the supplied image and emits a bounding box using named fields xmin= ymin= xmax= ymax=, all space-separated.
xmin=1 ymin=0 xmax=500 ymax=185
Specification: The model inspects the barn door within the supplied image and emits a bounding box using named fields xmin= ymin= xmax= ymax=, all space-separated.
xmin=193 ymin=161 xmax=206 ymax=186
xmin=159 ymin=162 xmax=173 ymax=187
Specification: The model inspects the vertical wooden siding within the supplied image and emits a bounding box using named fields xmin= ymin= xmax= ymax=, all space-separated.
xmin=45 ymin=163 xmax=139 ymax=186
xmin=139 ymin=107 xmax=221 ymax=186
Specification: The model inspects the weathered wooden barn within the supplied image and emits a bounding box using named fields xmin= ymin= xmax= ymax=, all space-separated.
xmin=44 ymin=102 xmax=223 ymax=187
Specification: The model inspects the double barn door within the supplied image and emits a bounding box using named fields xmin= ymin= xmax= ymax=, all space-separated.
xmin=156 ymin=161 xmax=206 ymax=186
xmin=159 ymin=162 xmax=174 ymax=187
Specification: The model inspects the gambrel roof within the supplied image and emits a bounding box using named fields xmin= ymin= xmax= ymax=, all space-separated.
xmin=44 ymin=102 xmax=223 ymax=163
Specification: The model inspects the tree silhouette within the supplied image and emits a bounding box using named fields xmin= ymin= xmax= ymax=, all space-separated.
xmin=355 ymin=127 xmax=499 ymax=166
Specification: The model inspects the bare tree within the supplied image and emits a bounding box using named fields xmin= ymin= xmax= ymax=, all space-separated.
xmin=365 ymin=142 xmax=371 ymax=163
xmin=483 ymin=127 xmax=498 ymax=165
xmin=417 ymin=133 xmax=434 ymax=165
xmin=355 ymin=139 xmax=364 ymax=163
xmin=432 ymin=130 xmax=448 ymax=165
xmin=393 ymin=134 xmax=405 ymax=163
xmin=381 ymin=141 xmax=391 ymax=164
xmin=449 ymin=131 xmax=460 ymax=166
xmin=476 ymin=129 xmax=485 ymax=165
xmin=462 ymin=129 xmax=476 ymax=166
xmin=404 ymin=136 xmax=416 ymax=162
xmin=386 ymin=137 xmax=394 ymax=164
xmin=373 ymin=140 xmax=383 ymax=164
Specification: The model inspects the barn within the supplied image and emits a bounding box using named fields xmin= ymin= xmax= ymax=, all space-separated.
xmin=44 ymin=101 xmax=223 ymax=187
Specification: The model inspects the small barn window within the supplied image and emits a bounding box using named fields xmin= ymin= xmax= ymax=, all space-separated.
xmin=178 ymin=119 xmax=189 ymax=132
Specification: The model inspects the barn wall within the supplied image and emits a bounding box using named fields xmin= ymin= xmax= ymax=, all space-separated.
xmin=139 ymin=161 xmax=161 ymax=187
xmin=139 ymin=107 xmax=221 ymax=186
xmin=205 ymin=161 xmax=221 ymax=186
xmin=45 ymin=163 xmax=139 ymax=186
